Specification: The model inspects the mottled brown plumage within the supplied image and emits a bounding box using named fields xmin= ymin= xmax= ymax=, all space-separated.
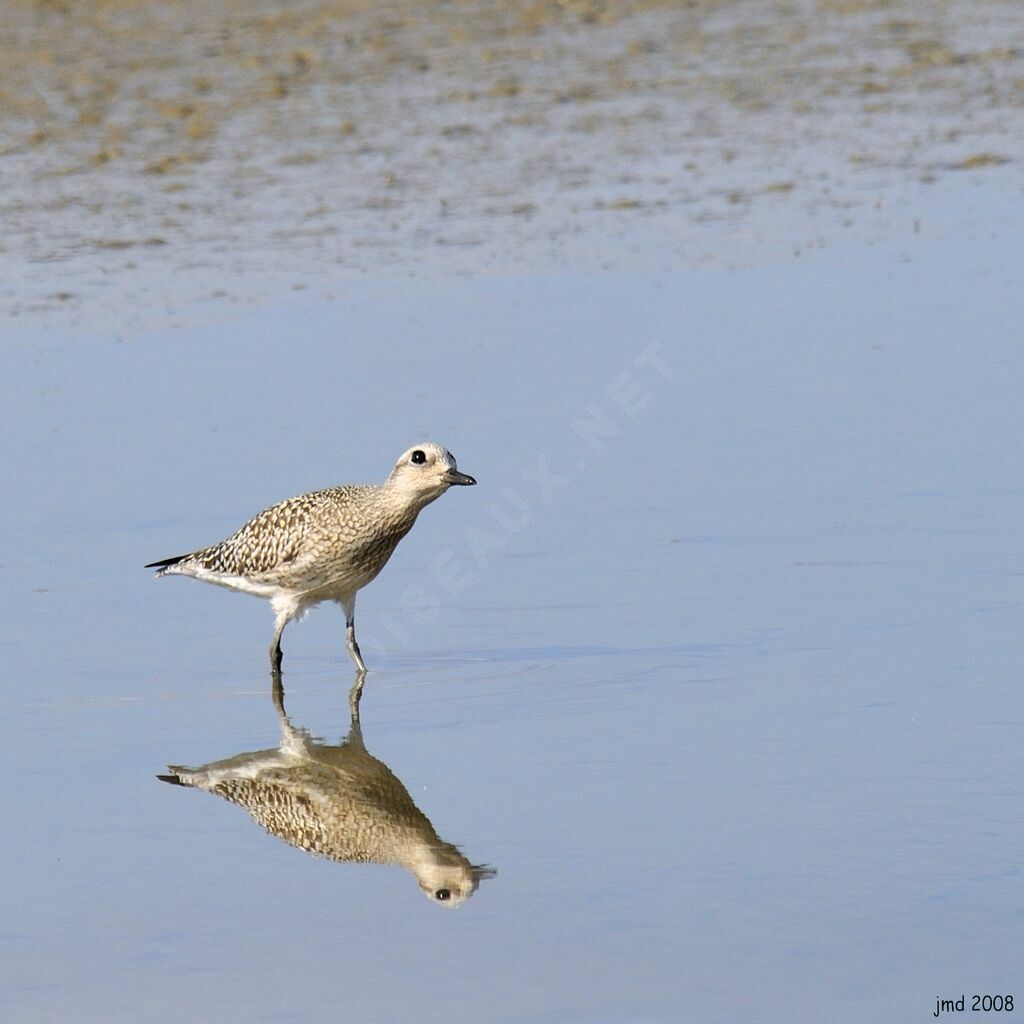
xmin=186 ymin=486 xmax=417 ymax=588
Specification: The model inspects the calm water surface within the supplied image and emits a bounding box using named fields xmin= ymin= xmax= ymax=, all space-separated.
xmin=2 ymin=228 xmax=1021 ymax=1022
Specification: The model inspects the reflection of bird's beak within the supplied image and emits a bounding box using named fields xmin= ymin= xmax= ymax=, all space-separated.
xmin=443 ymin=469 xmax=477 ymax=486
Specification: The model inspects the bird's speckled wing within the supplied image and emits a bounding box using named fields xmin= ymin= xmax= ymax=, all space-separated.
xmin=191 ymin=497 xmax=314 ymax=575
xmin=188 ymin=487 xmax=365 ymax=578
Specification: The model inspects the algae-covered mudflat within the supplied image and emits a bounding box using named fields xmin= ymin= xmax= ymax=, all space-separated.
xmin=2 ymin=0 xmax=1021 ymax=324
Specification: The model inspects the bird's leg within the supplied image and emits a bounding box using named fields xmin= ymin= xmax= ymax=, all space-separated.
xmin=346 ymin=618 xmax=367 ymax=674
xmin=269 ymin=634 xmax=284 ymax=672
xmin=341 ymin=596 xmax=367 ymax=674
xmin=269 ymin=612 xmax=287 ymax=672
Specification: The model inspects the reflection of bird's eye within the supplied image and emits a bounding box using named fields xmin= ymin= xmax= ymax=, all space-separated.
xmin=434 ymin=888 xmax=451 ymax=901
xmin=411 ymin=450 xmax=426 ymax=465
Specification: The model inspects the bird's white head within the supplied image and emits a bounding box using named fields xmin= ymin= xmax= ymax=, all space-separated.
xmin=411 ymin=843 xmax=496 ymax=908
xmin=386 ymin=443 xmax=476 ymax=504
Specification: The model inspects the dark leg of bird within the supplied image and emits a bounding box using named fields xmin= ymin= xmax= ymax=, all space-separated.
xmin=269 ymin=618 xmax=285 ymax=671
xmin=269 ymin=636 xmax=283 ymax=672
xmin=339 ymin=597 xmax=367 ymax=674
xmin=345 ymin=617 xmax=367 ymax=673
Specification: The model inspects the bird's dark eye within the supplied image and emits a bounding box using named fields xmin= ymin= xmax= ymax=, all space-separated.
xmin=411 ymin=450 xmax=427 ymax=465
xmin=434 ymin=888 xmax=451 ymax=901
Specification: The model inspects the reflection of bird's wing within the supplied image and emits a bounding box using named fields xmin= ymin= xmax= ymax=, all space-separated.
xmin=311 ymin=748 xmax=440 ymax=829
xmin=206 ymin=767 xmax=388 ymax=863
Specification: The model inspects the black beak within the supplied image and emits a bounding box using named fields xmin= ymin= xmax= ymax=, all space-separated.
xmin=443 ymin=469 xmax=476 ymax=486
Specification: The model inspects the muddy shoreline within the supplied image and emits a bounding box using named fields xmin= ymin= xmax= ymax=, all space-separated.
xmin=3 ymin=0 xmax=1021 ymax=324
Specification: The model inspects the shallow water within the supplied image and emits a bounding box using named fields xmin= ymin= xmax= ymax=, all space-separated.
xmin=3 ymin=226 xmax=1022 ymax=1021
xmin=4 ymin=0 xmax=1024 ymax=1019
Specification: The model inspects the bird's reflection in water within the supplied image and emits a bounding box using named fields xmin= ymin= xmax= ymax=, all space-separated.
xmin=159 ymin=675 xmax=495 ymax=906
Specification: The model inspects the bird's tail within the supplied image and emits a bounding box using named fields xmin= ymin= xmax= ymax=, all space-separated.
xmin=145 ymin=553 xmax=191 ymax=574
